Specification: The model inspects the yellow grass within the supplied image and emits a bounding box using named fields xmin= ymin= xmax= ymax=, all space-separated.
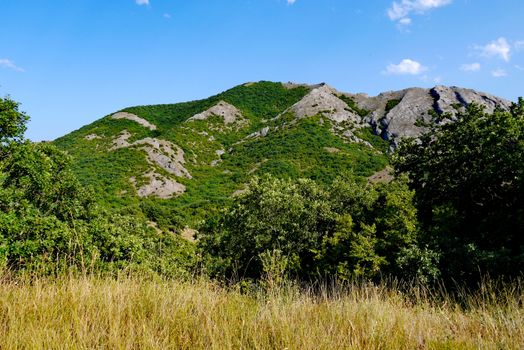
xmin=0 ymin=275 xmax=522 ymax=349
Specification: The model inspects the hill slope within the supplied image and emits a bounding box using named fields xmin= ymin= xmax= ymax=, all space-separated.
xmin=54 ymin=81 xmax=511 ymax=228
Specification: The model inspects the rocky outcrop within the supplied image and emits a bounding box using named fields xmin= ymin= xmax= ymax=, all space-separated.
xmin=430 ymin=86 xmax=512 ymax=115
xmin=284 ymin=84 xmax=362 ymax=124
xmin=188 ymin=101 xmax=244 ymax=125
xmin=109 ymin=130 xmax=191 ymax=198
xmin=346 ymin=85 xmax=512 ymax=146
xmin=131 ymin=172 xmax=185 ymax=199
xmin=111 ymin=112 xmax=157 ymax=131
xmin=111 ymin=131 xmax=191 ymax=179
xmin=84 ymin=134 xmax=101 ymax=141
xmin=377 ymin=88 xmax=434 ymax=141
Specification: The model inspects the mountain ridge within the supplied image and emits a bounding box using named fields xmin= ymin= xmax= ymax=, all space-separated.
xmin=54 ymin=81 xmax=512 ymax=227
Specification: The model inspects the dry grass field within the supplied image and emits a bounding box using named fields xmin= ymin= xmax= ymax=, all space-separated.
xmin=0 ymin=275 xmax=522 ymax=349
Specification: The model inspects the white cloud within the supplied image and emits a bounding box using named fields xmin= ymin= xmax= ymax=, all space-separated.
xmin=515 ymin=41 xmax=524 ymax=51
xmin=0 ymin=58 xmax=25 ymax=72
xmin=398 ymin=17 xmax=412 ymax=25
xmin=460 ymin=62 xmax=481 ymax=72
xmin=515 ymin=65 xmax=524 ymax=71
xmin=476 ymin=37 xmax=511 ymax=62
xmin=385 ymin=59 xmax=428 ymax=75
xmin=387 ymin=0 xmax=452 ymax=25
xmin=287 ymin=0 xmax=296 ymax=4
xmin=491 ymin=68 xmax=507 ymax=78
xmin=135 ymin=0 xmax=149 ymax=5
xmin=163 ymin=13 xmax=171 ymax=19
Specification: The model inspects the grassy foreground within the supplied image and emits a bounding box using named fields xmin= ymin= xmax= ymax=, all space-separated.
xmin=0 ymin=275 xmax=522 ymax=349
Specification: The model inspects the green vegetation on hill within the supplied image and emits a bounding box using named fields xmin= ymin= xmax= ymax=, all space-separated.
xmin=0 ymin=96 xmax=194 ymax=276
xmin=54 ymin=81 xmax=388 ymax=226
xmin=4 ymin=87 xmax=523 ymax=289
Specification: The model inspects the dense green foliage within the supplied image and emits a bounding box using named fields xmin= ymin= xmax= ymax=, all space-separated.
xmin=393 ymin=100 xmax=524 ymax=283
xmin=0 ymin=97 xmax=194 ymax=276
xmin=199 ymin=175 xmax=438 ymax=283
xmin=54 ymin=82 xmax=388 ymax=226
xmin=0 ymin=96 xmax=29 ymax=147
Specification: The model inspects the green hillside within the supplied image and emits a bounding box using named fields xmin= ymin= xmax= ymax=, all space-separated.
xmin=54 ymin=81 xmax=389 ymax=228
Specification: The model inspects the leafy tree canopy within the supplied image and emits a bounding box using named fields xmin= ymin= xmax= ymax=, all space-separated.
xmin=198 ymin=174 xmax=437 ymax=283
xmin=0 ymin=96 xmax=29 ymax=147
xmin=393 ymin=99 xmax=524 ymax=282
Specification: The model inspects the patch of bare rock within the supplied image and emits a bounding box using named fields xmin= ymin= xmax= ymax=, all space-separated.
xmin=367 ymin=167 xmax=394 ymax=184
xmin=130 ymin=172 xmax=186 ymax=199
xmin=284 ymin=84 xmax=362 ymax=124
xmin=84 ymin=134 xmax=101 ymax=141
xmin=188 ymin=101 xmax=244 ymax=125
xmin=111 ymin=131 xmax=191 ymax=179
xmin=111 ymin=112 xmax=157 ymax=131
xmin=346 ymin=85 xmax=511 ymax=146
xmin=109 ymin=130 xmax=191 ymax=199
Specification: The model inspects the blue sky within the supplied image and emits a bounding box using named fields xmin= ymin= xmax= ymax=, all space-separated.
xmin=1 ymin=0 xmax=523 ymax=141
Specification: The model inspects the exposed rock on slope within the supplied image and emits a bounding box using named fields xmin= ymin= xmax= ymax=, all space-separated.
xmin=348 ymin=85 xmax=511 ymax=145
xmin=84 ymin=134 xmax=101 ymax=141
xmin=131 ymin=172 xmax=186 ymax=199
xmin=109 ymin=130 xmax=190 ymax=199
xmin=430 ymin=86 xmax=512 ymax=115
xmin=284 ymin=84 xmax=362 ymax=124
xmin=188 ymin=101 xmax=244 ymax=125
xmin=111 ymin=112 xmax=157 ymax=131
xmin=111 ymin=131 xmax=191 ymax=179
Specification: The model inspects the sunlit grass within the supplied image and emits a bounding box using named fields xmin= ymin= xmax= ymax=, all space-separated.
xmin=0 ymin=274 xmax=522 ymax=349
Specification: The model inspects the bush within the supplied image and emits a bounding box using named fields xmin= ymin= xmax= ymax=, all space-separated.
xmin=198 ymin=174 xmax=436 ymax=282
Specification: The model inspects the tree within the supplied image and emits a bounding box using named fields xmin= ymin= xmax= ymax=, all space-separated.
xmin=0 ymin=96 xmax=29 ymax=147
xmin=198 ymin=176 xmax=335 ymax=280
xmin=198 ymin=174 xmax=428 ymax=282
xmin=393 ymin=100 xmax=524 ymax=282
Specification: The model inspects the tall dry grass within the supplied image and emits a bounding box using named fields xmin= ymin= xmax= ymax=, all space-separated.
xmin=0 ymin=274 xmax=522 ymax=349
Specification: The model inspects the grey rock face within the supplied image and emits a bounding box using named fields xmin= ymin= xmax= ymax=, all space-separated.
xmin=345 ymin=85 xmax=512 ymax=146
xmin=379 ymin=88 xmax=434 ymax=141
xmin=188 ymin=100 xmax=244 ymax=125
xmin=285 ymin=84 xmax=362 ymax=124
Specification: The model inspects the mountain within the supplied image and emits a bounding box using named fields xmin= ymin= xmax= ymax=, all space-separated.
xmin=54 ymin=81 xmax=511 ymax=227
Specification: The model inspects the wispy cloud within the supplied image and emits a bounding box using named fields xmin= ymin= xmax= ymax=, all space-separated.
xmin=135 ymin=0 xmax=149 ymax=6
xmin=460 ymin=62 xmax=481 ymax=72
xmin=515 ymin=65 xmax=524 ymax=71
xmin=384 ymin=59 xmax=427 ymax=75
xmin=515 ymin=41 xmax=524 ymax=51
xmin=491 ymin=68 xmax=507 ymax=78
xmin=475 ymin=37 xmax=511 ymax=62
xmin=0 ymin=58 xmax=25 ymax=72
xmin=387 ymin=0 xmax=452 ymax=26
xmin=287 ymin=0 xmax=297 ymax=5
xmin=163 ymin=13 xmax=172 ymax=19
